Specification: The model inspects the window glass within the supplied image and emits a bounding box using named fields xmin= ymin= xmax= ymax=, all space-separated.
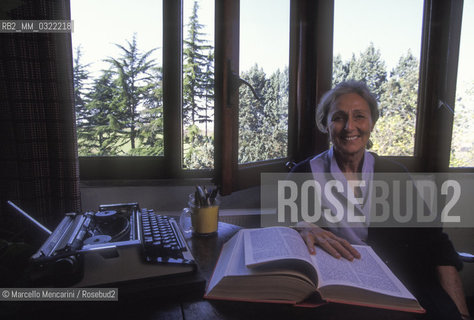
xmin=71 ymin=0 xmax=163 ymax=157
xmin=182 ymin=0 xmax=215 ymax=169
xmin=450 ymin=0 xmax=474 ymax=167
xmin=333 ymin=0 xmax=424 ymax=156
xmin=238 ymin=0 xmax=290 ymax=164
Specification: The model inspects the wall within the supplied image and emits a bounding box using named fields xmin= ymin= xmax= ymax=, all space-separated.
xmin=80 ymin=180 xmax=262 ymax=229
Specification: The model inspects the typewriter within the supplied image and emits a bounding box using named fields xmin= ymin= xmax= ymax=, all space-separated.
xmin=10 ymin=201 xmax=197 ymax=288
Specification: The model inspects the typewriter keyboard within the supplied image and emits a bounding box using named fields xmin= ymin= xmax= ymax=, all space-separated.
xmin=140 ymin=209 xmax=190 ymax=263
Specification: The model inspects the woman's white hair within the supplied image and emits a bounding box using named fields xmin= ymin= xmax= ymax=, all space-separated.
xmin=316 ymin=80 xmax=379 ymax=133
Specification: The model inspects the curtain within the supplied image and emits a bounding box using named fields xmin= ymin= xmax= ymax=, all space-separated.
xmin=0 ymin=0 xmax=80 ymax=242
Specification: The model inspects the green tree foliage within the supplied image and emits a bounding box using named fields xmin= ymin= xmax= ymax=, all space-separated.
xmin=73 ymin=46 xmax=90 ymax=130
xmin=74 ymin=48 xmax=122 ymax=156
xmin=183 ymin=124 xmax=214 ymax=169
xmin=74 ymin=35 xmax=162 ymax=157
xmin=133 ymin=66 xmax=164 ymax=156
xmin=79 ymin=71 xmax=124 ymax=156
xmin=348 ymin=43 xmax=387 ymax=101
xmin=201 ymin=50 xmax=215 ymax=136
xmin=183 ymin=0 xmax=213 ymax=127
xmin=238 ymin=65 xmax=289 ymax=163
xmin=182 ymin=0 xmax=215 ymax=169
xmin=106 ymin=34 xmax=157 ymax=150
xmin=332 ymin=54 xmax=348 ymax=87
xmin=450 ymin=83 xmax=474 ymax=167
xmin=372 ymin=51 xmax=419 ymax=156
xmin=333 ymin=43 xmax=387 ymax=101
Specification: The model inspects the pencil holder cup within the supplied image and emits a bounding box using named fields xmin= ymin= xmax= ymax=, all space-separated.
xmin=180 ymin=195 xmax=219 ymax=237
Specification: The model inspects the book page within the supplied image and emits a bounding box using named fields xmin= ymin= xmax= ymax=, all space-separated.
xmin=243 ymin=227 xmax=312 ymax=268
xmin=206 ymin=231 xmax=242 ymax=293
xmin=312 ymin=245 xmax=415 ymax=299
xmin=207 ymin=229 xmax=317 ymax=296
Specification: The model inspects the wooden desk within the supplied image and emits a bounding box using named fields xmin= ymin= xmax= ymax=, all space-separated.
xmin=6 ymin=222 xmax=416 ymax=320
xmin=185 ymin=221 xmax=242 ymax=280
xmin=145 ymin=221 xmax=414 ymax=320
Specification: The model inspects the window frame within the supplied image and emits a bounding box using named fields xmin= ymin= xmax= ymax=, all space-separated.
xmin=416 ymin=0 xmax=472 ymax=173
xmin=78 ymin=0 xmax=474 ymax=188
xmin=215 ymin=0 xmax=295 ymax=194
xmin=215 ymin=0 xmax=332 ymax=195
xmin=78 ymin=0 xmax=213 ymax=181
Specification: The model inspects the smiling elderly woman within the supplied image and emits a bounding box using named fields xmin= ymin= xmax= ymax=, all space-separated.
xmin=291 ymin=80 xmax=470 ymax=320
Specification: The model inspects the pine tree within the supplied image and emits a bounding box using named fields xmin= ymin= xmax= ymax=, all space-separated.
xmin=332 ymin=54 xmax=349 ymax=87
xmin=135 ymin=66 xmax=164 ymax=156
xmin=372 ymin=51 xmax=419 ymax=156
xmin=182 ymin=0 xmax=214 ymax=169
xmin=384 ymin=50 xmax=419 ymax=117
xmin=73 ymin=46 xmax=91 ymax=135
xmin=106 ymin=34 xmax=157 ymax=151
xmin=263 ymin=67 xmax=289 ymax=159
xmin=80 ymin=70 xmax=124 ymax=155
xmin=183 ymin=0 xmax=213 ymax=127
xmin=450 ymin=83 xmax=474 ymax=166
xmin=200 ymin=50 xmax=215 ymax=136
xmin=346 ymin=43 xmax=387 ymax=101
xmin=238 ymin=64 xmax=289 ymax=163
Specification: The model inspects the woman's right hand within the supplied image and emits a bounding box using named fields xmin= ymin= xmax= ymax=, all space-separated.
xmin=295 ymin=221 xmax=361 ymax=261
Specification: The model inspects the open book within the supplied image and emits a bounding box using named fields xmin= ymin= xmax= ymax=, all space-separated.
xmin=205 ymin=227 xmax=424 ymax=313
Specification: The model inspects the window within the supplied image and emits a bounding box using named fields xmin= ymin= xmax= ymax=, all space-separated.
xmin=238 ymin=0 xmax=290 ymax=164
xmin=450 ymin=0 xmax=474 ymax=168
xmin=71 ymin=0 xmax=164 ymax=158
xmin=70 ymin=0 xmax=471 ymax=187
xmin=215 ymin=0 xmax=294 ymax=194
xmin=72 ymin=0 xmax=215 ymax=179
xmin=182 ymin=0 xmax=215 ymax=170
xmin=333 ymin=0 xmax=424 ymax=157
xmin=71 ymin=0 xmax=170 ymax=179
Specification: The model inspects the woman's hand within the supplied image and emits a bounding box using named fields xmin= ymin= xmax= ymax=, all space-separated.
xmin=295 ymin=221 xmax=361 ymax=261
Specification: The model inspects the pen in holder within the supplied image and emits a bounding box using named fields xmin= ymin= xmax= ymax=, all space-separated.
xmin=180 ymin=186 xmax=220 ymax=237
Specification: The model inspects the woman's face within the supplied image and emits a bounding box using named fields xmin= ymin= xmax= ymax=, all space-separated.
xmin=327 ymin=93 xmax=374 ymax=158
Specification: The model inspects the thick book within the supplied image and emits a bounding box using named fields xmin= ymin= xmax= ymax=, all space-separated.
xmin=205 ymin=227 xmax=425 ymax=313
